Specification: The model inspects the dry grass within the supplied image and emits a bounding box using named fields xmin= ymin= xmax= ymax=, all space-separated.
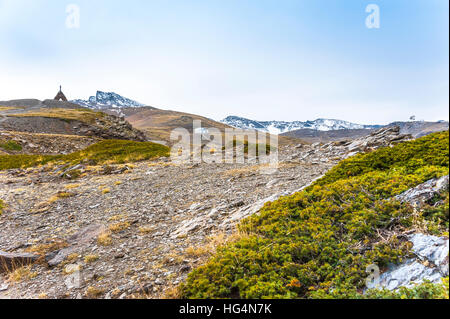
xmin=162 ymin=285 xmax=183 ymax=299
xmin=84 ymin=255 xmax=98 ymax=264
xmin=109 ymin=221 xmax=131 ymax=233
xmin=0 ymin=106 xmax=24 ymax=111
xmin=64 ymin=184 xmax=81 ymax=190
xmin=108 ymin=214 xmax=127 ymax=222
xmin=48 ymin=191 xmax=76 ymax=204
xmin=26 ymin=239 xmax=68 ymax=258
xmin=7 ymin=266 xmax=38 ymax=283
xmin=139 ymin=225 xmax=155 ymax=235
xmin=97 ymin=231 xmax=113 ymax=246
xmin=85 ymin=286 xmax=105 ymax=299
xmin=184 ymin=231 xmax=249 ymax=261
xmin=37 ymin=293 xmax=48 ymax=299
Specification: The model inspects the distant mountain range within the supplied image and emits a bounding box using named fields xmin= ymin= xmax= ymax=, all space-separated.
xmin=69 ymin=92 xmax=448 ymax=139
xmin=221 ymin=116 xmax=382 ymax=135
xmin=71 ymin=91 xmax=145 ymax=109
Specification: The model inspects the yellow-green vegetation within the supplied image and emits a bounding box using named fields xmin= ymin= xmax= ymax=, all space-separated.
xmin=84 ymin=255 xmax=99 ymax=263
xmin=109 ymin=221 xmax=131 ymax=233
xmin=7 ymin=266 xmax=38 ymax=283
xmin=58 ymin=139 xmax=170 ymax=165
xmin=0 ymin=199 xmax=4 ymax=215
xmin=0 ymin=154 xmax=55 ymax=170
xmin=7 ymin=107 xmax=105 ymax=124
xmin=97 ymin=231 xmax=113 ymax=246
xmin=0 ymin=140 xmax=22 ymax=151
xmin=26 ymin=240 xmax=68 ymax=258
xmin=180 ymin=131 xmax=449 ymax=299
xmin=0 ymin=139 xmax=170 ymax=170
xmin=48 ymin=191 xmax=76 ymax=204
xmin=0 ymin=106 xmax=22 ymax=111
xmin=85 ymin=286 xmax=105 ymax=298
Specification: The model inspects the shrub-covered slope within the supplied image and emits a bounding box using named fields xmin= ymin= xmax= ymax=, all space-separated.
xmin=180 ymin=131 xmax=449 ymax=299
xmin=0 ymin=140 xmax=169 ymax=170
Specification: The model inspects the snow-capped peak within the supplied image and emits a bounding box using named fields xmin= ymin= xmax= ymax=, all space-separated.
xmin=221 ymin=116 xmax=381 ymax=135
xmin=71 ymin=91 xmax=145 ymax=109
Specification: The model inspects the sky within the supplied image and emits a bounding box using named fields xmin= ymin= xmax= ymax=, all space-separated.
xmin=0 ymin=0 xmax=448 ymax=125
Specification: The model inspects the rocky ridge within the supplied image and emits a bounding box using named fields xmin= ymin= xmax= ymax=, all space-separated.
xmin=0 ymin=100 xmax=147 ymax=142
xmin=287 ymin=125 xmax=413 ymax=163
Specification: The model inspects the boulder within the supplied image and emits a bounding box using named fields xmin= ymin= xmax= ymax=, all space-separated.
xmin=372 ymin=234 xmax=449 ymax=291
xmin=46 ymin=224 xmax=105 ymax=267
xmin=395 ymin=175 xmax=449 ymax=207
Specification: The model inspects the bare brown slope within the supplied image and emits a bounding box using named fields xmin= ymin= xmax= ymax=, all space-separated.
xmin=0 ymin=100 xmax=147 ymax=142
xmin=122 ymin=107 xmax=299 ymax=146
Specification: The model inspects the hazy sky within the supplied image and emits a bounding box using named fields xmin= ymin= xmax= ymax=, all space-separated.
xmin=0 ymin=0 xmax=448 ymax=124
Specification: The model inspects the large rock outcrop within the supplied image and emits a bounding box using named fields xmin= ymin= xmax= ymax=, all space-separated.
xmin=395 ymin=175 xmax=449 ymax=207
xmin=373 ymin=234 xmax=449 ymax=291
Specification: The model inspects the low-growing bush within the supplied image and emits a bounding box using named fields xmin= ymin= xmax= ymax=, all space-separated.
xmin=180 ymin=131 xmax=449 ymax=299
xmin=0 ymin=140 xmax=170 ymax=170
xmin=314 ymin=131 xmax=449 ymax=187
xmin=0 ymin=140 xmax=23 ymax=151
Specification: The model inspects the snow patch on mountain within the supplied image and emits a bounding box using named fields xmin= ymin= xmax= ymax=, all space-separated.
xmin=71 ymin=91 xmax=145 ymax=109
xmin=222 ymin=116 xmax=381 ymax=135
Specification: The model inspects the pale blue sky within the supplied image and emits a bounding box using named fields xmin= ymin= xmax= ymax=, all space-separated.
xmin=0 ymin=0 xmax=448 ymax=124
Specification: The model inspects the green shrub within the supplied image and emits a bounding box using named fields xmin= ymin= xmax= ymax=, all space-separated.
xmin=180 ymin=131 xmax=449 ymax=299
xmin=420 ymin=190 xmax=449 ymax=235
xmin=313 ymin=131 xmax=449 ymax=187
xmin=0 ymin=199 xmax=4 ymax=215
xmin=0 ymin=140 xmax=23 ymax=151
xmin=0 ymin=140 xmax=170 ymax=170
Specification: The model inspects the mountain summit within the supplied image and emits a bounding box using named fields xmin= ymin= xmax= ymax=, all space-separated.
xmin=71 ymin=91 xmax=145 ymax=109
xmin=221 ymin=116 xmax=382 ymax=135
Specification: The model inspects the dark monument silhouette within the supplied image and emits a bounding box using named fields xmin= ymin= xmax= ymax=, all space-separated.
xmin=54 ymin=86 xmax=68 ymax=102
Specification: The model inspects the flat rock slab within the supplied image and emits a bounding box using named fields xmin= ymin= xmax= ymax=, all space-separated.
xmin=395 ymin=175 xmax=449 ymax=207
xmin=0 ymin=251 xmax=39 ymax=273
xmin=47 ymin=224 xmax=105 ymax=267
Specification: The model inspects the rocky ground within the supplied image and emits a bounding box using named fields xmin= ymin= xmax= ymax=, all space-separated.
xmin=0 ymin=144 xmax=335 ymax=299
xmin=0 ymin=131 xmax=100 ymax=155
xmin=1 ymin=126 xmax=444 ymax=299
